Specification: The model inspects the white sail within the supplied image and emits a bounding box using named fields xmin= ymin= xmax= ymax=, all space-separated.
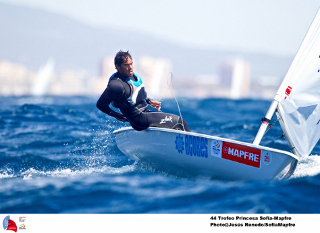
xmin=31 ymin=58 xmax=55 ymax=96
xmin=276 ymin=8 xmax=320 ymax=156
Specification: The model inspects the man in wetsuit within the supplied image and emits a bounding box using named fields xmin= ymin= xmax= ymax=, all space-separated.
xmin=96 ymin=50 xmax=190 ymax=132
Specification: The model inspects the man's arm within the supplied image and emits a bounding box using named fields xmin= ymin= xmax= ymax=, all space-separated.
xmin=96 ymin=80 xmax=128 ymax=122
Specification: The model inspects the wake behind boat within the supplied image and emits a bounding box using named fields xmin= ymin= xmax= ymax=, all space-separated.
xmin=114 ymin=8 xmax=320 ymax=181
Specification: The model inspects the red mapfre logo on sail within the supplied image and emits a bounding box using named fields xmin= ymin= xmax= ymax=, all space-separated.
xmin=222 ymin=142 xmax=261 ymax=168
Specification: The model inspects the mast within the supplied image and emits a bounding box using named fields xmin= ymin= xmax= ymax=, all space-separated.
xmin=253 ymin=87 xmax=292 ymax=145
xmin=252 ymin=99 xmax=278 ymax=145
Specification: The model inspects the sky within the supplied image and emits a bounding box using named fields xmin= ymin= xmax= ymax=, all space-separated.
xmin=1 ymin=0 xmax=320 ymax=55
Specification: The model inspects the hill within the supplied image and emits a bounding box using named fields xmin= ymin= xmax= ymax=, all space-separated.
xmin=0 ymin=2 xmax=293 ymax=78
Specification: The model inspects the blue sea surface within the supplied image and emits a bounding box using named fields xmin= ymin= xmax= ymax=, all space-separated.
xmin=1 ymin=96 xmax=320 ymax=213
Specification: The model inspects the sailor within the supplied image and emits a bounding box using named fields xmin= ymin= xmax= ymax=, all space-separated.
xmin=96 ymin=50 xmax=190 ymax=132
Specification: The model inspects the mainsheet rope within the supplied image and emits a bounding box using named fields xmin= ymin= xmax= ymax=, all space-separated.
xmin=158 ymin=72 xmax=186 ymax=131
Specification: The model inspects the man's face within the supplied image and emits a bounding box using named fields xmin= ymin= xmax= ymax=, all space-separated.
xmin=116 ymin=57 xmax=133 ymax=77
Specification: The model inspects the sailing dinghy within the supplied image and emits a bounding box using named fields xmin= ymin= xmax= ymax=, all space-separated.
xmin=114 ymin=8 xmax=320 ymax=180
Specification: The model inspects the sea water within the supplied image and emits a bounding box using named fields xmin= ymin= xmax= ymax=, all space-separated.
xmin=1 ymin=96 xmax=320 ymax=213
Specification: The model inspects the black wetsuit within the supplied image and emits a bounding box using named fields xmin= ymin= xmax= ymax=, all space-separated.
xmin=96 ymin=72 xmax=190 ymax=131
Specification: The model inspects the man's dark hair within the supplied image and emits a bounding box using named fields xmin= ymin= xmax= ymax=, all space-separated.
xmin=114 ymin=50 xmax=132 ymax=66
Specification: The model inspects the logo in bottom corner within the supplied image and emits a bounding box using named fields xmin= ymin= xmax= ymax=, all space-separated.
xmin=19 ymin=224 xmax=26 ymax=230
xmin=3 ymin=216 xmax=17 ymax=232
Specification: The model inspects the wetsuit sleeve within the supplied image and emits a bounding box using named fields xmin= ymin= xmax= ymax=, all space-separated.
xmin=96 ymin=80 xmax=128 ymax=122
xmin=146 ymin=97 xmax=151 ymax=104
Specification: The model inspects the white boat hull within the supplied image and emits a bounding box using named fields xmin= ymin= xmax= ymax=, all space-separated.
xmin=114 ymin=127 xmax=299 ymax=181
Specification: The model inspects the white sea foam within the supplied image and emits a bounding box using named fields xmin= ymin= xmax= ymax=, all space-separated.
xmin=0 ymin=172 xmax=15 ymax=179
xmin=292 ymin=155 xmax=320 ymax=178
xmin=21 ymin=163 xmax=136 ymax=179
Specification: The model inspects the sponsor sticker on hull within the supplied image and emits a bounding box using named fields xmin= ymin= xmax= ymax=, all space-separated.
xmin=211 ymin=139 xmax=222 ymax=158
xmin=175 ymin=134 xmax=208 ymax=158
xmin=262 ymin=151 xmax=272 ymax=165
xmin=211 ymin=140 xmax=261 ymax=168
xmin=222 ymin=141 xmax=261 ymax=168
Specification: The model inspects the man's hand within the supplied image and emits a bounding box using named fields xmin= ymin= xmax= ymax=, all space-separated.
xmin=149 ymin=99 xmax=161 ymax=111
